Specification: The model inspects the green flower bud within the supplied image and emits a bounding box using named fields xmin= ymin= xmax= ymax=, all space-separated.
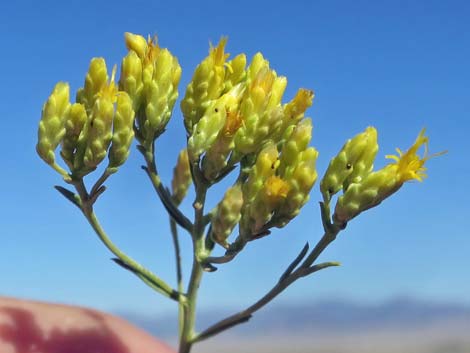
xmin=201 ymin=132 xmax=234 ymax=181
xmin=240 ymin=144 xmax=280 ymax=235
xmin=243 ymin=143 xmax=279 ymax=203
xmin=83 ymin=95 xmax=114 ymax=170
xmin=224 ymin=53 xmax=247 ymax=92
xmin=211 ymin=184 xmax=243 ymax=247
xmin=334 ymin=166 xmax=398 ymax=225
xmin=108 ymin=92 xmax=135 ymax=172
xmin=60 ymin=103 xmax=87 ymax=169
xmin=278 ymin=118 xmax=313 ymax=179
xmin=81 ymin=66 xmax=118 ymax=171
xmin=171 ymin=149 xmax=192 ymax=205
xmin=320 ymin=127 xmax=378 ymax=202
xmin=187 ymin=98 xmax=227 ymax=161
xmin=181 ymin=38 xmax=229 ymax=133
xmin=76 ymin=58 xmax=108 ymax=114
xmin=142 ymin=48 xmax=181 ymax=141
xmin=275 ymin=147 xmax=319 ymax=226
xmin=234 ymin=64 xmax=287 ymax=155
xmin=119 ymin=51 xmax=144 ymax=112
xmin=187 ymin=85 xmax=243 ymax=161
xmin=37 ymin=82 xmax=71 ymax=165
xmin=201 ymin=87 xmax=245 ymax=180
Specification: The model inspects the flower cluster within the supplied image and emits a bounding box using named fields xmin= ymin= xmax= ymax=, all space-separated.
xmin=179 ymin=40 xmax=318 ymax=243
xmin=321 ymin=128 xmax=439 ymax=226
xmin=37 ymin=59 xmax=135 ymax=178
xmin=120 ymin=33 xmax=181 ymax=147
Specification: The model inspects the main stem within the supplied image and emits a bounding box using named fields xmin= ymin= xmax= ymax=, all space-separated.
xmin=179 ymin=179 xmax=208 ymax=353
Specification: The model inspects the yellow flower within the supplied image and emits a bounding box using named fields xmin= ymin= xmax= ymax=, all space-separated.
xmin=333 ymin=128 xmax=444 ymax=225
xmin=385 ymin=129 xmax=440 ymax=183
xmin=264 ymin=176 xmax=291 ymax=203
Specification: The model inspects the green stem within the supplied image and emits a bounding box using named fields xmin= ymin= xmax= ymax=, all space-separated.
xmin=193 ymin=258 xmax=339 ymax=343
xmin=179 ymin=254 xmax=204 ymax=353
xmin=73 ymin=180 xmax=180 ymax=302
xmin=193 ymin=202 xmax=342 ymax=344
xmin=179 ymin=170 xmax=208 ymax=353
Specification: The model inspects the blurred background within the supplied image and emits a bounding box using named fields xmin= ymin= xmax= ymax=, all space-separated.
xmin=0 ymin=0 xmax=469 ymax=352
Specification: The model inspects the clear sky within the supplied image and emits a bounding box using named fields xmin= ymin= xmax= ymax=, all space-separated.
xmin=0 ymin=0 xmax=468 ymax=317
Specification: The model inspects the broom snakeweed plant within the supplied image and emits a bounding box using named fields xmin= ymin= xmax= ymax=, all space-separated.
xmin=37 ymin=33 xmax=441 ymax=353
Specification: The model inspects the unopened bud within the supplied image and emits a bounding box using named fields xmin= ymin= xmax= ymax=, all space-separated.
xmin=76 ymin=58 xmax=108 ymax=114
xmin=320 ymin=127 xmax=378 ymax=202
xmin=181 ymin=38 xmax=229 ymax=133
xmin=211 ymin=184 xmax=243 ymax=247
xmin=108 ymin=92 xmax=135 ymax=172
xmin=37 ymin=82 xmax=71 ymax=165
xmin=171 ymin=149 xmax=192 ymax=205
xmin=60 ymin=103 xmax=87 ymax=169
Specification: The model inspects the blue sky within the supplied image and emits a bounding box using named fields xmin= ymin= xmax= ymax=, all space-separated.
xmin=0 ymin=0 xmax=468 ymax=317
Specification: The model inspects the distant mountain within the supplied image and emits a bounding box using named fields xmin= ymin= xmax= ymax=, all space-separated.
xmin=118 ymin=297 xmax=470 ymax=339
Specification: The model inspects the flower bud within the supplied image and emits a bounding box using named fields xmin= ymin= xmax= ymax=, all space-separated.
xmin=37 ymin=82 xmax=71 ymax=165
xmin=320 ymin=127 xmax=378 ymax=202
xmin=76 ymin=58 xmax=108 ymax=114
xmin=142 ymin=48 xmax=181 ymax=141
xmin=224 ymin=53 xmax=246 ymax=92
xmin=278 ymin=118 xmax=313 ymax=178
xmin=124 ymin=32 xmax=148 ymax=59
xmin=171 ymin=149 xmax=192 ymax=205
xmin=181 ymin=38 xmax=229 ymax=133
xmin=211 ymin=184 xmax=243 ymax=247
xmin=276 ymin=147 xmax=319 ymax=226
xmin=108 ymin=92 xmax=135 ymax=172
xmin=240 ymin=144 xmax=279 ymax=235
xmin=60 ymin=103 xmax=87 ymax=169
xmin=119 ymin=51 xmax=144 ymax=111
xmin=82 ymin=66 xmax=118 ymax=170
xmin=187 ymin=84 xmax=243 ymax=161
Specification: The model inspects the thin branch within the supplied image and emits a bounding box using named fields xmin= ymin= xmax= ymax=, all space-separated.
xmin=192 ymin=258 xmax=339 ymax=343
xmin=69 ymin=180 xmax=182 ymax=302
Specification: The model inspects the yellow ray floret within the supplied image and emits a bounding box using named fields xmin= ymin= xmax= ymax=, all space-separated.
xmin=385 ymin=129 xmax=443 ymax=183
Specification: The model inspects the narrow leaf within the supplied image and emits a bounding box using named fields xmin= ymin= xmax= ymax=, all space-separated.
xmin=54 ymin=185 xmax=81 ymax=209
xmin=279 ymin=242 xmax=309 ymax=282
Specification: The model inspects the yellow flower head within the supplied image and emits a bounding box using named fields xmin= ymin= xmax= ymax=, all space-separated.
xmin=97 ymin=65 xmax=118 ymax=103
xmin=265 ymin=176 xmax=291 ymax=201
xmin=386 ymin=129 xmax=437 ymax=183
